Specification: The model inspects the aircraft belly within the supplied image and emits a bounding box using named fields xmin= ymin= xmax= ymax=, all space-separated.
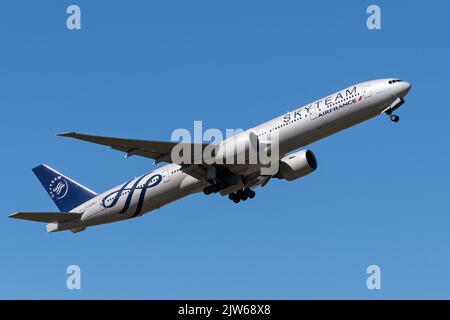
xmin=138 ymin=174 xmax=194 ymax=213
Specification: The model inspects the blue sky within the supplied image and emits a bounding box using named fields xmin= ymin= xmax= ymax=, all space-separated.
xmin=1 ymin=0 xmax=449 ymax=299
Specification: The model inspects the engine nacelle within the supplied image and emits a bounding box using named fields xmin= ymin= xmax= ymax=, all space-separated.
xmin=275 ymin=149 xmax=318 ymax=181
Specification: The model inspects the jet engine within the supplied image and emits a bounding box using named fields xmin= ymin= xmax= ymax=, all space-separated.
xmin=275 ymin=149 xmax=318 ymax=181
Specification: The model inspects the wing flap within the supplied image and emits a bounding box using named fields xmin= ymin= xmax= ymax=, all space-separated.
xmin=9 ymin=212 xmax=81 ymax=223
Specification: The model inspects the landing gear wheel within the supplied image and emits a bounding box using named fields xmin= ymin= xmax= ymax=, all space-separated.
xmin=390 ymin=114 xmax=400 ymax=122
xmin=229 ymin=189 xmax=255 ymax=202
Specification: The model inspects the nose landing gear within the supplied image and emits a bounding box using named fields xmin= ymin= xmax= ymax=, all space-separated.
xmin=389 ymin=114 xmax=400 ymax=123
xmin=228 ymin=188 xmax=255 ymax=203
xmin=383 ymin=97 xmax=404 ymax=123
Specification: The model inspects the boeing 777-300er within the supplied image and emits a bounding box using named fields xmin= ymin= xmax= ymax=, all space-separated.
xmin=10 ymin=78 xmax=411 ymax=233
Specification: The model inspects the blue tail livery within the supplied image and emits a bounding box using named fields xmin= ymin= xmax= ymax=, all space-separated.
xmin=32 ymin=164 xmax=97 ymax=212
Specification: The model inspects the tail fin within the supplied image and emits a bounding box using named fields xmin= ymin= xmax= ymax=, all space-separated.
xmin=32 ymin=164 xmax=97 ymax=212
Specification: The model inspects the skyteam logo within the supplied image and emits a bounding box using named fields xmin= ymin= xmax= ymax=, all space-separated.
xmin=49 ymin=176 xmax=69 ymax=200
xmin=101 ymin=173 xmax=163 ymax=217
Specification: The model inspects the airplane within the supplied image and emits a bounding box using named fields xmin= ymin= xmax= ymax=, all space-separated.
xmin=9 ymin=78 xmax=411 ymax=233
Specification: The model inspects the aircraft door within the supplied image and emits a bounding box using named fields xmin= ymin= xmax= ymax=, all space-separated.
xmin=162 ymin=170 xmax=170 ymax=183
xmin=308 ymin=106 xmax=318 ymax=120
xmin=363 ymin=85 xmax=372 ymax=98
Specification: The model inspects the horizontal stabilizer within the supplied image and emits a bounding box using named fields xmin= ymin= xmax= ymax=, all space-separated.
xmin=9 ymin=212 xmax=81 ymax=223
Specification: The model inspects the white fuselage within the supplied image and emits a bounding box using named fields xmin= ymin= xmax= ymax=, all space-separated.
xmin=54 ymin=78 xmax=411 ymax=231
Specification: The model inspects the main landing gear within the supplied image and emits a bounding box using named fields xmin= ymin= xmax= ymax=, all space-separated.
xmin=203 ymin=186 xmax=256 ymax=203
xmin=228 ymin=188 xmax=255 ymax=203
xmin=203 ymin=185 xmax=218 ymax=195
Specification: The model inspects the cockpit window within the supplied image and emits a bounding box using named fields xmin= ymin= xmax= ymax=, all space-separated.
xmin=389 ymin=79 xmax=402 ymax=84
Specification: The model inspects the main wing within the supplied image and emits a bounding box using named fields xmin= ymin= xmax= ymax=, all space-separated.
xmin=57 ymin=132 xmax=215 ymax=179
xmin=57 ymin=132 xmax=273 ymax=191
xmin=57 ymin=132 xmax=210 ymax=165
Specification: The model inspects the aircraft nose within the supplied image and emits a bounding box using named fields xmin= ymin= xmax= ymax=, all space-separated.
xmin=398 ymin=81 xmax=411 ymax=98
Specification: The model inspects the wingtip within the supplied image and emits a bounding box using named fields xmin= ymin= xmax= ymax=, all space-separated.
xmin=56 ymin=132 xmax=76 ymax=137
